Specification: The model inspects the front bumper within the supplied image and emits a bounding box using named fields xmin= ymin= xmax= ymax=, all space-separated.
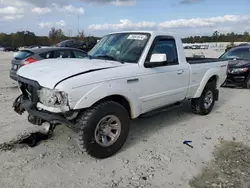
xmin=13 ymin=94 xmax=75 ymax=126
xmin=225 ymin=72 xmax=249 ymax=86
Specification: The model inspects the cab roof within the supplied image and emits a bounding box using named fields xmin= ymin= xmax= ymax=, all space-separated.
xmin=108 ymin=30 xmax=179 ymax=38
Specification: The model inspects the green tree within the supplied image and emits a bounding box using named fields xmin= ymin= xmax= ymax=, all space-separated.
xmin=49 ymin=27 xmax=65 ymax=44
xmin=243 ymin=32 xmax=250 ymax=41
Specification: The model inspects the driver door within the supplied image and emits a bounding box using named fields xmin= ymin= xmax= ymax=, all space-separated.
xmin=139 ymin=36 xmax=190 ymax=113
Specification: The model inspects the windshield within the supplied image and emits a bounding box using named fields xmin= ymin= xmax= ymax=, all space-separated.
xmin=88 ymin=32 xmax=150 ymax=63
xmin=219 ymin=47 xmax=250 ymax=60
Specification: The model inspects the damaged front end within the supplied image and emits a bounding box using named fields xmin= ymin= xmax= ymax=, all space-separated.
xmin=13 ymin=76 xmax=77 ymax=132
xmin=13 ymin=94 xmax=26 ymax=115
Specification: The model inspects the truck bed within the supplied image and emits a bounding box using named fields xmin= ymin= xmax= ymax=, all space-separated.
xmin=186 ymin=57 xmax=225 ymax=64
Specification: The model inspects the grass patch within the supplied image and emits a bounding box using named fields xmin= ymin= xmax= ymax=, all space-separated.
xmin=189 ymin=140 xmax=250 ymax=188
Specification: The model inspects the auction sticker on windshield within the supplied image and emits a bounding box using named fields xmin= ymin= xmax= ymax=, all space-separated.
xmin=127 ymin=34 xmax=147 ymax=40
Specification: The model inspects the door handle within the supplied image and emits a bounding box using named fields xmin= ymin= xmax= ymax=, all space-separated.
xmin=177 ymin=70 xmax=184 ymax=75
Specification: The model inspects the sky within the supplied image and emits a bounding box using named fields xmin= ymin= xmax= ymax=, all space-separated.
xmin=0 ymin=0 xmax=250 ymax=37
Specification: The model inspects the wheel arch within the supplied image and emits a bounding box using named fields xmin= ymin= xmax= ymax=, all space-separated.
xmin=71 ymin=81 xmax=142 ymax=119
xmin=92 ymin=94 xmax=135 ymax=118
xmin=74 ymin=92 xmax=141 ymax=119
xmin=194 ymin=71 xmax=219 ymax=98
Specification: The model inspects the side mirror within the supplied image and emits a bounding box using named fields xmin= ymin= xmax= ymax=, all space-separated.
xmin=144 ymin=53 xmax=167 ymax=68
xmin=150 ymin=53 xmax=167 ymax=63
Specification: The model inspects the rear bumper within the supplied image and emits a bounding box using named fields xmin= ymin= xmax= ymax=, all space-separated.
xmin=13 ymin=94 xmax=74 ymax=126
xmin=9 ymin=69 xmax=18 ymax=81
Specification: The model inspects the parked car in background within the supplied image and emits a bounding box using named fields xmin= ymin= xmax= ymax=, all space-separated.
xmin=224 ymin=43 xmax=249 ymax=52
xmin=9 ymin=47 xmax=88 ymax=81
xmin=200 ymin=45 xmax=209 ymax=49
xmin=13 ymin=31 xmax=228 ymax=159
xmin=28 ymin=45 xmax=39 ymax=49
xmin=55 ymin=39 xmax=98 ymax=52
xmin=225 ymin=44 xmax=235 ymax=52
xmin=238 ymin=43 xmax=250 ymax=47
xmin=192 ymin=45 xmax=201 ymax=49
xmin=3 ymin=46 xmax=18 ymax=52
xmin=219 ymin=45 xmax=250 ymax=88
xmin=56 ymin=39 xmax=86 ymax=50
xmin=18 ymin=46 xmax=29 ymax=51
xmin=193 ymin=53 xmax=205 ymax=58
xmin=183 ymin=45 xmax=192 ymax=49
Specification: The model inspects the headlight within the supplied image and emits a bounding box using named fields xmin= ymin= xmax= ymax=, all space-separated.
xmin=230 ymin=68 xmax=248 ymax=73
xmin=37 ymin=88 xmax=68 ymax=107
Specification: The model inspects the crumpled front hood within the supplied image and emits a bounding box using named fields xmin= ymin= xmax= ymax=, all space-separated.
xmin=228 ymin=59 xmax=250 ymax=68
xmin=17 ymin=58 xmax=123 ymax=88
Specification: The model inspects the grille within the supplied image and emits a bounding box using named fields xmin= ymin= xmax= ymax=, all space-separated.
xmin=20 ymin=83 xmax=38 ymax=103
xmin=17 ymin=77 xmax=40 ymax=104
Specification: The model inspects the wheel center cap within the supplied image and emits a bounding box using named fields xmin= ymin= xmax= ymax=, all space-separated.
xmin=102 ymin=126 xmax=111 ymax=135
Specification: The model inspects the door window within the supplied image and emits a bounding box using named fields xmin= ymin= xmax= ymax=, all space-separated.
xmin=72 ymin=50 xmax=87 ymax=58
xmin=146 ymin=37 xmax=179 ymax=65
xmin=39 ymin=51 xmax=53 ymax=59
xmin=53 ymin=50 xmax=72 ymax=58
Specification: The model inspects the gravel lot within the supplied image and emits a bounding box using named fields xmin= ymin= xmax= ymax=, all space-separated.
xmin=0 ymin=50 xmax=249 ymax=188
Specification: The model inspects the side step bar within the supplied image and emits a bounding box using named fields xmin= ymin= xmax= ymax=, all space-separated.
xmin=139 ymin=101 xmax=183 ymax=119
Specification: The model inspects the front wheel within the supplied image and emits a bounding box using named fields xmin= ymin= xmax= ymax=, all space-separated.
xmin=191 ymin=82 xmax=216 ymax=115
xmin=76 ymin=101 xmax=130 ymax=159
xmin=243 ymin=77 xmax=250 ymax=89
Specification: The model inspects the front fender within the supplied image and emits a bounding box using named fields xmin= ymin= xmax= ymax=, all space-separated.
xmin=72 ymin=82 xmax=141 ymax=118
xmin=193 ymin=68 xmax=219 ymax=98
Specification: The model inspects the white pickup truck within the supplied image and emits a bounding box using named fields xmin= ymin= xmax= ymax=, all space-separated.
xmin=13 ymin=31 xmax=228 ymax=159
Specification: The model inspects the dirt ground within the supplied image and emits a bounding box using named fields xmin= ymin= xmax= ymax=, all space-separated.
xmin=190 ymin=140 xmax=250 ymax=188
xmin=0 ymin=50 xmax=250 ymax=188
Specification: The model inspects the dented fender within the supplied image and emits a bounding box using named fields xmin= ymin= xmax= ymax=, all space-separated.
xmin=71 ymin=82 xmax=142 ymax=119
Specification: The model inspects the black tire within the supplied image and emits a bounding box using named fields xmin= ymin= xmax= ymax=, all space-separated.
xmin=191 ymin=82 xmax=216 ymax=115
xmin=221 ymin=80 xmax=227 ymax=87
xmin=243 ymin=77 xmax=250 ymax=89
xmin=76 ymin=101 xmax=130 ymax=159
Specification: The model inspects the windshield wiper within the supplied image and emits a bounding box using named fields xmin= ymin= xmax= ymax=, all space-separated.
xmin=95 ymin=55 xmax=116 ymax=60
xmin=94 ymin=55 xmax=124 ymax=64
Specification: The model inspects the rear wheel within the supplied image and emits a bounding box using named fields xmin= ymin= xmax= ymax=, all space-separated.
xmin=76 ymin=101 xmax=130 ymax=159
xmin=191 ymin=82 xmax=216 ymax=115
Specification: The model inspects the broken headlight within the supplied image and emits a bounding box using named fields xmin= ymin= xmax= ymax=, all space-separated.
xmin=37 ymin=88 xmax=69 ymax=107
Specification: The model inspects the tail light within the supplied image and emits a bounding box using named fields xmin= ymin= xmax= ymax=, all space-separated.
xmin=22 ymin=57 xmax=37 ymax=66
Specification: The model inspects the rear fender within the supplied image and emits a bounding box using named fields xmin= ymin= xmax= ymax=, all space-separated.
xmin=193 ymin=68 xmax=219 ymax=98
